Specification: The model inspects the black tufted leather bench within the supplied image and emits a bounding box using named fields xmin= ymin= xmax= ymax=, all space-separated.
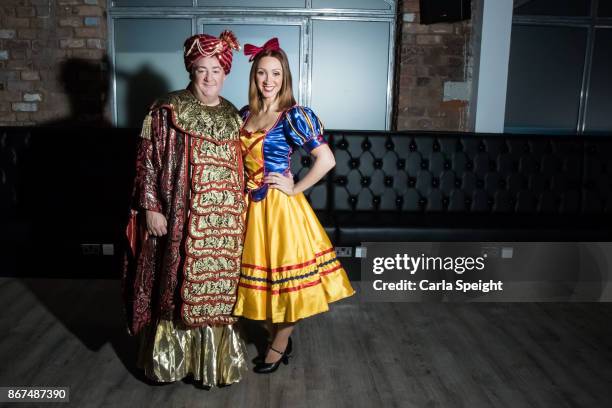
xmin=1 ymin=127 xmax=611 ymax=277
xmin=0 ymin=127 xmax=137 ymax=277
xmin=291 ymin=131 xmax=612 ymax=245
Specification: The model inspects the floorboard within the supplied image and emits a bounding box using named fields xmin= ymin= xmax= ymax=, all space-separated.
xmin=1 ymin=278 xmax=612 ymax=408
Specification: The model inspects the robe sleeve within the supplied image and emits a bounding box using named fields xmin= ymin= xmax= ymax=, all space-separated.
xmin=283 ymin=106 xmax=327 ymax=153
xmin=133 ymin=108 xmax=166 ymax=213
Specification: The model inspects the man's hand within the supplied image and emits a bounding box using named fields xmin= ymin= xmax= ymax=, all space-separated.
xmin=146 ymin=210 xmax=168 ymax=237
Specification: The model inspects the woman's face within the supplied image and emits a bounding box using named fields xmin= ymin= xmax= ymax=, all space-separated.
xmin=191 ymin=55 xmax=226 ymax=100
xmin=255 ymin=56 xmax=283 ymax=101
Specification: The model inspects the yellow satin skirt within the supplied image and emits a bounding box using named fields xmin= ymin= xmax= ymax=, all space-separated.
xmin=233 ymin=188 xmax=355 ymax=323
xmin=137 ymin=319 xmax=248 ymax=387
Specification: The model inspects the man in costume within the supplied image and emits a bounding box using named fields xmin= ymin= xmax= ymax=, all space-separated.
xmin=122 ymin=31 xmax=247 ymax=387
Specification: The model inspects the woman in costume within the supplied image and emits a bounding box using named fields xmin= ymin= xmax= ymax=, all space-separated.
xmin=122 ymin=31 xmax=248 ymax=387
xmin=232 ymin=38 xmax=355 ymax=374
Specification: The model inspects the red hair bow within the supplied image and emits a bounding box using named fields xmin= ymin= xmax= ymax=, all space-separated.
xmin=244 ymin=38 xmax=281 ymax=62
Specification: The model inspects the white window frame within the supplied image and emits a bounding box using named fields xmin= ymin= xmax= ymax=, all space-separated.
xmin=107 ymin=0 xmax=397 ymax=129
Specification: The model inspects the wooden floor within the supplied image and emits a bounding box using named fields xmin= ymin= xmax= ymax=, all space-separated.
xmin=1 ymin=277 xmax=612 ymax=408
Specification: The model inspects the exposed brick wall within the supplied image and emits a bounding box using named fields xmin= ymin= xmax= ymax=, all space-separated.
xmin=396 ymin=0 xmax=473 ymax=131
xmin=1 ymin=1 xmax=474 ymax=130
xmin=0 ymin=0 xmax=108 ymax=126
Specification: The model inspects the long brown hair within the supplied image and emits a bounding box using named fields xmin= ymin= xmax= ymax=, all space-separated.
xmin=248 ymin=48 xmax=296 ymax=113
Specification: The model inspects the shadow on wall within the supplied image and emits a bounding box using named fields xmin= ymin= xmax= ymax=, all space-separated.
xmin=2 ymin=61 xmax=202 ymax=387
xmin=42 ymin=58 xmax=170 ymax=128
xmin=117 ymin=65 xmax=171 ymax=128
xmin=1 ymin=59 xmax=174 ymax=279
xmin=44 ymin=57 xmax=112 ymax=128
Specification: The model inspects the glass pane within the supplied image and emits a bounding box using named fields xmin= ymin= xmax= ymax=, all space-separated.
xmin=504 ymin=25 xmax=587 ymax=133
xmin=311 ymin=20 xmax=390 ymax=130
xmin=598 ymin=1 xmax=612 ymax=17
xmin=114 ymin=18 xmax=191 ymax=127
xmin=198 ymin=0 xmax=306 ymax=7
xmin=585 ymin=28 xmax=612 ymax=133
xmin=113 ymin=0 xmax=192 ymax=6
xmin=312 ymin=0 xmax=392 ymax=10
xmin=200 ymin=23 xmax=302 ymax=111
xmin=514 ymin=0 xmax=590 ymax=16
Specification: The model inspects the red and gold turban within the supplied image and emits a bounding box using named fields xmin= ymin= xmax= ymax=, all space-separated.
xmin=183 ymin=30 xmax=240 ymax=75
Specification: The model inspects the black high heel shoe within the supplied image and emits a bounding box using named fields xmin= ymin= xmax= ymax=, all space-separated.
xmin=253 ymin=339 xmax=292 ymax=374
xmin=253 ymin=348 xmax=288 ymax=374
xmin=253 ymin=337 xmax=292 ymax=365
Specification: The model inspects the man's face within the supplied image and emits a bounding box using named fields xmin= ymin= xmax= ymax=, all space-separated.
xmin=191 ymin=56 xmax=226 ymax=100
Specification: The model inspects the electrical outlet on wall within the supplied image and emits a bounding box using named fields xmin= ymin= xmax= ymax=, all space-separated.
xmin=335 ymin=247 xmax=352 ymax=257
xmin=355 ymin=247 xmax=367 ymax=258
xmin=81 ymin=244 xmax=101 ymax=256
xmin=481 ymin=245 xmax=500 ymax=258
xmin=102 ymin=244 xmax=114 ymax=256
xmin=501 ymin=247 xmax=514 ymax=258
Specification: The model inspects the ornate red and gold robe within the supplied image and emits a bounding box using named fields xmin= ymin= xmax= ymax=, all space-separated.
xmin=122 ymin=89 xmax=247 ymax=385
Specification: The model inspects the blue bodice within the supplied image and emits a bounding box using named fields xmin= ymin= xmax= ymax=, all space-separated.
xmin=240 ymin=105 xmax=327 ymax=201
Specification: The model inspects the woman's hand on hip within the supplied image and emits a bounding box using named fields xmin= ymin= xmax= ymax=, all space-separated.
xmin=265 ymin=172 xmax=296 ymax=196
xmin=145 ymin=210 xmax=168 ymax=236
